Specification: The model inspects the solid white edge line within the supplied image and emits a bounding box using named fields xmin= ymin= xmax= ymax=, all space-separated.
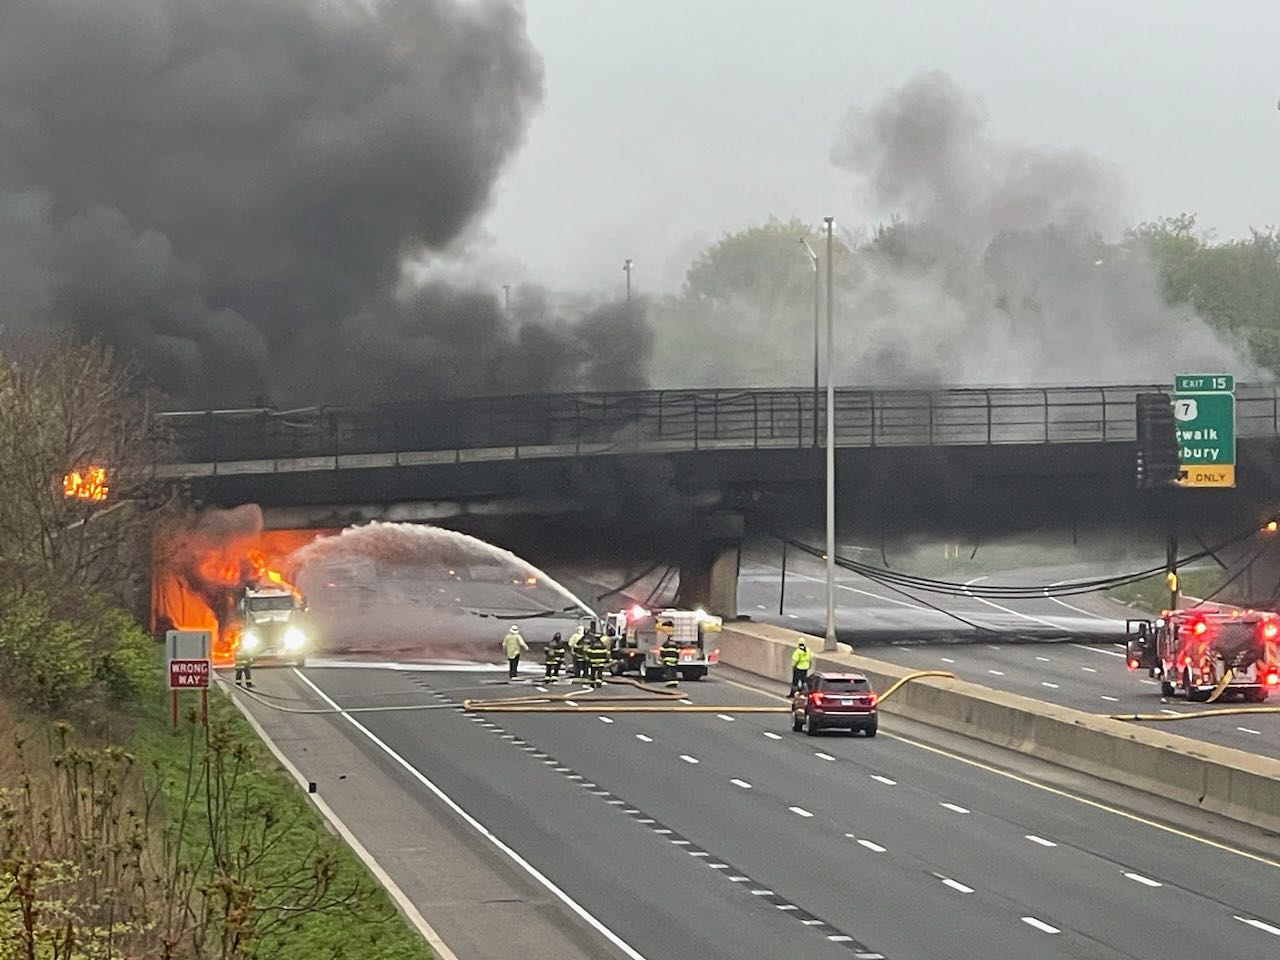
xmin=292 ymin=669 xmax=650 ymax=960
xmin=221 ymin=679 xmax=461 ymax=960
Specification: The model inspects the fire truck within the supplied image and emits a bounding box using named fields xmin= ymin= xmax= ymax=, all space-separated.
xmin=589 ymin=606 xmax=722 ymax=681
xmin=1125 ymin=609 xmax=1280 ymax=702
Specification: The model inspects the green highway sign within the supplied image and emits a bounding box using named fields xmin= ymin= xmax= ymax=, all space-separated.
xmin=1174 ymin=374 xmax=1234 ymax=393
xmin=1173 ymin=373 xmax=1235 ymax=488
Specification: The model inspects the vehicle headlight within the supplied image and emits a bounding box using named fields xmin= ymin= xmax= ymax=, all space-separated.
xmin=240 ymin=630 xmax=260 ymax=651
xmin=283 ymin=627 xmax=306 ymax=651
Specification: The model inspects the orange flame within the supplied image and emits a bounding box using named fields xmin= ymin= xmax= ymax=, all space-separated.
xmin=63 ymin=466 xmax=108 ymax=502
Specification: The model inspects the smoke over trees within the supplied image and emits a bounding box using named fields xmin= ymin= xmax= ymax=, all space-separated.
xmin=650 ymin=72 xmax=1256 ymax=388
xmin=0 ymin=0 xmax=649 ymax=405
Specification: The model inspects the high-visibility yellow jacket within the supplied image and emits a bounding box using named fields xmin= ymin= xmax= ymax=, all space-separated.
xmin=791 ymin=646 xmax=812 ymax=670
xmin=660 ymin=638 xmax=680 ymax=667
xmin=503 ymin=630 xmax=529 ymax=659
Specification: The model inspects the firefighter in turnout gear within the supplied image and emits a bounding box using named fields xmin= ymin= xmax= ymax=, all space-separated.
xmin=544 ymin=631 xmax=568 ymax=681
xmin=569 ymin=626 xmax=587 ymax=678
xmin=659 ymin=635 xmax=681 ymax=688
xmin=585 ymin=632 xmax=610 ymax=688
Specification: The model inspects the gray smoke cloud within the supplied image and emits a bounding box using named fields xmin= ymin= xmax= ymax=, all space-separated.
xmin=827 ymin=71 xmax=1250 ymax=385
xmin=0 ymin=0 xmax=645 ymax=403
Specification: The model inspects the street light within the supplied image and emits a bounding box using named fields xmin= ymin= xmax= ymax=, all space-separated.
xmin=823 ymin=216 xmax=836 ymax=652
xmin=623 ymin=259 xmax=633 ymax=301
xmin=799 ymin=237 xmax=820 ymax=446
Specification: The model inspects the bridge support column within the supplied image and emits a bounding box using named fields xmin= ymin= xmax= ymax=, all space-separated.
xmin=675 ymin=511 xmax=744 ymax=620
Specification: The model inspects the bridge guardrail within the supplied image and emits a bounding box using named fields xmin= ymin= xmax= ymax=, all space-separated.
xmin=158 ymin=383 xmax=1280 ymax=464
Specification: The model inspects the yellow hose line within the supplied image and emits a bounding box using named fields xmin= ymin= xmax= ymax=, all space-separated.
xmin=877 ymin=670 xmax=957 ymax=703
xmin=1205 ymin=668 xmax=1235 ymax=704
xmin=463 ymin=669 xmax=958 ymax=714
xmin=1110 ymin=705 xmax=1280 ymax=722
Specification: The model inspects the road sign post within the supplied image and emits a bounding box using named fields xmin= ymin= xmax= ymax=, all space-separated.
xmin=166 ymin=630 xmax=211 ymax=728
xmin=1173 ymin=374 xmax=1235 ymax=488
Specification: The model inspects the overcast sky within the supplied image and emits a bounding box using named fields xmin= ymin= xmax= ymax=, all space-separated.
xmin=477 ymin=0 xmax=1280 ymax=297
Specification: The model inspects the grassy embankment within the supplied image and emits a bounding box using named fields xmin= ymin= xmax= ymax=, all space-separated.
xmin=1105 ymin=568 xmax=1226 ymax=614
xmin=1 ymin=658 xmax=433 ymax=960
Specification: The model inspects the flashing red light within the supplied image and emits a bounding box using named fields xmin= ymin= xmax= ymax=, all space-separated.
xmin=709 ymin=647 xmax=721 ymax=662
xmin=1127 ymin=658 xmax=1141 ymax=670
xmin=630 ymin=605 xmax=648 ymax=621
xmin=1262 ymin=623 xmax=1279 ymax=641
xmin=1266 ymin=672 xmax=1280 ymax=687
xmin=866 ymin=693 xmax=878 ymax=707
xmin=1191 ymin=621 xmax=1208 ymax=637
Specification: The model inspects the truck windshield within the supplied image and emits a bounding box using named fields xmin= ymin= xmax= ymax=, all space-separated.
xmin=248 ymin=596 xmax=295 ymax=611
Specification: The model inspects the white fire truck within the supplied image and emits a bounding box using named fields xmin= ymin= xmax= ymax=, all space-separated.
xmin=590 ymin=606 xmax=722 ymax=681
xmin=236 ymin=585 xmax=309 ymax=667
xmin=1125 ymin=609 xmax=1280 ymax=702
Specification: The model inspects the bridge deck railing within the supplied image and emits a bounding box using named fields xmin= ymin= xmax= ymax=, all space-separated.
xmin=158 ymin=383 xmax=1280 ymax=464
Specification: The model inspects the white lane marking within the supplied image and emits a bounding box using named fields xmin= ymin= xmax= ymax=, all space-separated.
xmin=728 ymin=875 xmax=749 ymax=882
xmin=567 ymin=774 xmax=584 ymax=780
xmin=565 ymin=700 xmax=579 ymax=706
xmin=789 ymin=806 xmax=814 ymax=818
xmin=1026 ymin=835 xmax=1057 ymax=847
xmin=870 ymin=775 xmax=896 ymax=785
xmin=654 ymin=828 xmax=673 ymax=835
xmin=1047 ymin=581 xmax=1121 ymax=622
xmin=1071 ymin=643 xmax=1124 ymax=658
xmin=1160 ymin=709 xmax=1180 ymax=716
xmin=543 ymin=760 xmax=556 ymax=765
xmin=710 ymin=863 xmax=729 ymax=869
xmin=1080 ymin=666 xmax=1098 ymax=673
xmin=599 ymin=716 xmax=614 ymax=723
xmin=1140 ymin=679 xmax=1159 ymax=685
xmin=717 ymin=714 xmax=736 ymax=722
xmin=680 ymin=754 xmax=699 ymax=764
xmin=763 ymin=732 xmax=783 ymax=740
xmin=1124 ymin=872 xmax=1162 ymax=888
xmin=828 ymin=934 xmax=853 ymax=942
xmin=751 ymin=889 xmax=775 ymax=896
xmin=776 ymin=904 xmax=798 ymax=911
xmin=940 ymin=802 xmax=970 ymax=814
xmin=756 ymin=604 xmax=767 ymax=610
xmin=1036 ymin=656 xmax=1051 ymax=663
xmin=637 ymin=818 xmax=655 ymax=824
xmin=679 ymin=699 xmax=693 ymax=705
xmin=1041 ymin=682 xmax=1060 ymax=689
xmin=787 ymin=568 xmax=1000 ymax=629
xmin=1238 ymin=726 xmax=1262 ymax=735
xmin=801 ymin=919 xmax=824 ymax=926
xmin=857 ymin=839 xmax=886 ymax=853
xmin=607 ymin=800 xmax=625 ymax=805
xmin=1100 ymin=695 xmax=1119 ymax=702
xmin=815 ymin=752 xmax=836 ymax=761
xmin=291 ymin=670 xmax=650 ymax=960
xmin=988 ymin=670 xmax=1005 ymax=676
xmin=731 ymin=779 xmax=753 ymax=789
xmin=1235 ymin=916 xmax=1280 ymax=936
xmin=624 ymin=808 xmax=640 ymax=814
xmin=941 ymin=657 xmax=956 ymax=664
xmin=536 ymin=686 xmax=548 ymax=693
xmin=787 ymin=613 xmax=800 ymax=620
xmin=964 ymin=582 xmax=1064 ymax=629
xmin=671 ymin=839 xmax=690 ymax=846
xmin=940 ymin=877 xmax=974 ymax=894
xmin=690 ymin=851 xmax=710 ymax=857
xmin=1021 ymin=917 xmax=1060 ymax=934
xmin=635 ymin=734 xmax=653 ymax=742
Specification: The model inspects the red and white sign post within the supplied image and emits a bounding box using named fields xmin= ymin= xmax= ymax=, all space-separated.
xmin=166 ymin=631 xmax=212 ymax=728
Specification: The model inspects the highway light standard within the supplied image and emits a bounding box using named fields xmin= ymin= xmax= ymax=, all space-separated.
xmin=623 ymin=258 xmax=633 ymax=301
xmin=799 ymin=236 xmax=820 ymax=446
xmin=823 ymin=215 xmax=836 ymax=652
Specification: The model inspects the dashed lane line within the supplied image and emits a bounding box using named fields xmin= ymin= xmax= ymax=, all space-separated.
xmin=1235 ymin=916 xmax=1280 ymax=936
xmin=1124 ymin=872 xmax=1162 ymax=888
xmin=870 ymin=775 xmax=897 ymax=786
xmin=1021 ymin=917 xmax=1060 ymax=935
xmin=1026 ymin=835 xmax=1057 ymax=847
xmin=940 ymin=802 xmax=970 ymax=814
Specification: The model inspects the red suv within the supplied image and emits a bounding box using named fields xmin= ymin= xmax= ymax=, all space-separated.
xmin=791 ymin=672 xmax=878 ymax=737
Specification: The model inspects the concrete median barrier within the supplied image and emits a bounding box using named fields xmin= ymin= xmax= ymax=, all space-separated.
xmin=718 ymin=623 xmax=1280 ymax=834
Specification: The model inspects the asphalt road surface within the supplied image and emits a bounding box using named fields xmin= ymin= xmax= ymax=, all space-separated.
xmin=234 ymin=663 xmax=1280 ymax=960
xmin=740 ymin=554 xmax=1280 ymax=760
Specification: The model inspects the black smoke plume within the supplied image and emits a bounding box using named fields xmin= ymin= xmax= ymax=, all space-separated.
xmin=0 ymin=0 xmax=638 ymax=404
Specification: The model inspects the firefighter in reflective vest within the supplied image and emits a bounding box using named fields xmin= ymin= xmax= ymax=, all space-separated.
xmin=790 ymin=640 xmax=812 ymax=694
xmin=659 ymin=635 xmax=681 ymax=688
xmin=569 ymin=626 xmax=587 ymax=678
xmin=585 ymin=632 xmax=610 ymax=688
xmin=544 ymin=631 xmax=567 ymax=681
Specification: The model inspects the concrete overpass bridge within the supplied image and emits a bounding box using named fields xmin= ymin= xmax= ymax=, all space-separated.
xmin=158 ymin=383 xmax=1280 ymax=614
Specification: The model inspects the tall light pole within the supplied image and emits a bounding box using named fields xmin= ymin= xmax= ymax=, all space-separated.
xmin=799 ymin=237 xmax=820 ymax=446
xmin=623 ymin=259 xmax=633 ymax=301
xmin=823 ymin=216 xmax=837 ymax=651
xmin=502 ymin=284 xmax=511 ymax=313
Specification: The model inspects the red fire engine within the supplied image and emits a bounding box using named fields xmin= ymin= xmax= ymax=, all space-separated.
xmin=1126 ymin=609 xmax=1280 ymax=702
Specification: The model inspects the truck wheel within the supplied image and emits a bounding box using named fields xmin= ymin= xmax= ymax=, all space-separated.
xmin=609 ymin=661 xmax=624 ymax=676
xmin=864 ymin=721 xmax=878 ymax=738
xmin=1160 ymin=681 xmax=1175 ymax=697
xmin=792 ymin=716 xmax=803 ymax=732
xmin=1185 ymin=669 xmax=1211 ymax=702
xmin=805 ymin=713 xmax=820 ymax=737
